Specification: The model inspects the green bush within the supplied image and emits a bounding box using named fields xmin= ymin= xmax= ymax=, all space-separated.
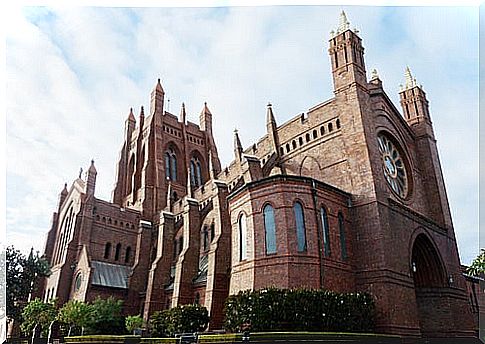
xmin=126 ymin=315 xmax=144 ymax=334
xmin=150 ymin=305 xmax=209 ymax=337
xmin=86 ymin=297 xmax=126 ymax=335
xmin=21 ymin=298 xmax=58 ymax=336
xmin=224 ymin=287 xmax=375 ymax=333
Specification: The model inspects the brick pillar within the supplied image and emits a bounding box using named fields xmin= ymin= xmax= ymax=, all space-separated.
xmin=143 ymin=212 xmax=175 ymax=320
xmin=124 ymin=220 xmax=152 ymax=316
xmin=204 ymin=181 xmax=231 ymax=329
xmin=172 ymin=198 xmax=200 ymax=306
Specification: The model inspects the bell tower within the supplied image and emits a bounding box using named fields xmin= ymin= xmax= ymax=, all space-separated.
xmin=329 ymin=11 xmax=367 ymax=94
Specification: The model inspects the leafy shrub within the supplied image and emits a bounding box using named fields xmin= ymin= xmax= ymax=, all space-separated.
xmin=224 ymin=287 xmax=375 ymax=333
xmin=21 ymin=298 xmax=58 ymax=336
xmin=126 ymin=315 xmax=144 ymax=334
xmin=150 ymin=305 xmax=209 ymax=337
xmin=86 ymin=297 xmax=126 ymax=335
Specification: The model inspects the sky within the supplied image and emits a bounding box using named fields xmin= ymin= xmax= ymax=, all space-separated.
xmin=4 ymin=5 xmax=480 ymax=264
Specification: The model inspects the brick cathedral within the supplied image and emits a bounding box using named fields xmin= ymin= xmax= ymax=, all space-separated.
xmin=38 ymin=12 xmax=481 ymax=338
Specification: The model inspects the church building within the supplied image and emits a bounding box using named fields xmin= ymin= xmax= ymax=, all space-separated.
xmin=39 ymin=12 xmax=480 ymax=338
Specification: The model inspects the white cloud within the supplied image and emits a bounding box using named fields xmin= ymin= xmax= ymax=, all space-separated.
xmin=5 ymin=6 xmax=479 ymax=266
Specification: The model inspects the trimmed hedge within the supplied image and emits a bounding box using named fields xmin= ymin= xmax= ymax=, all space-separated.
xmin=224 ymin=287 xmax=375 ymax=333
xmin=149 ymin=304 xmax=209 ymax=337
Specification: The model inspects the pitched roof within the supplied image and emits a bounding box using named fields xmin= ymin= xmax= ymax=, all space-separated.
xmin=91 ymin=260 xmax=131 ymax=289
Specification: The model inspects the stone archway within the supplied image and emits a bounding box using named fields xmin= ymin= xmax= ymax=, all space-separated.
xmin=411 ymin=233 xmax=448 ymax=337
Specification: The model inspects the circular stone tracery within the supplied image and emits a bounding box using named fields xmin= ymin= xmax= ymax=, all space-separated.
xmin=377 ymin=133 xmax=408 ymax=198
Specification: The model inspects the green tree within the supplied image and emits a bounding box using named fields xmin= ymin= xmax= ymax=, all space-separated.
xmin=87 ymin=297 xmax=125 ymax=334
xmin=58 ymin=300 xmax=92 ymax=336
xmin=21 ymin=298 xmax=57 ymax=336
xmin=125 ymin=315 xmax=144 ymax=335
xmin=467 ymin=249 xmax=485 ymax=277
xmin=6 ymin=246 xmax=51 ymax=324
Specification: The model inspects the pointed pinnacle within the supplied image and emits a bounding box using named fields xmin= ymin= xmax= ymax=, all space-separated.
xmin=202 ymin=102 xmax=212 ymax=115
xmin=266 ymin=102 xmax=276 ymax=124
xmin=61 ymin=183 xmax=68 ymax=195
xmin=140 ymin=106 xmax=145 ymax=117
xmin=155 ymin=78 xmax=164 ymax=93
xmin=338 ymin=10 xmax=350 ymax=33
xmin=127 ymin=107 xmax=136 ymax=122
xmin=404 ymin=66 xmax=416 ymax=90
xmin=88 ymin=159 xmax=97 ymax=173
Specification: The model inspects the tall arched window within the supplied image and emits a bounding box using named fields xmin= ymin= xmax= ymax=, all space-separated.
xmin=210 ymin=223 xmax=215 ymax=242
xmin=190 ymin=157 xmax=203 ymax=187
xmin=294 ymin=202 xmax=307 ymax=252
xmin=125 ymin=246 xmax=131 ymax=263
xmin=338 ymin=212 xmax=347 ymax=260
xmin=104 ymin=242 xmax=112 ymax=259
xmin=115 ymin=243 xmax=122 ymax=261
xmin=239 ymin=213 xmax=247 ymax=261
xmin=203 ymin=226 xmax=209 ymax=251
xmin=126 ymin=155 xmax=135 ymax=196
xmin=263 ymin=204 xmax=277 ymax=254
xmin=196 ymin=161 xmax=202 ymax=186
xmin=165 ymin=148 xmax=177 ymax=181
xmin=165 ymin=153 xmax=171 ymax=179
xmin=190 ymin=160 xmax=196 ymax=186
xmin=320 ymin=207 xmax=331 ymax=257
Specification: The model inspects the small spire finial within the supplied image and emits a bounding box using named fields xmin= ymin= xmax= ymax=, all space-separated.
xmin=155 ymin=78 xmax=164 ymax=92
xmin=61 ymin=183 xmax=68 ymax=196
xmin=371 ymin=69 xmax=379 ymax=80
xmin=88 ymin=159 xmax=97 ymax=174
xmin=234 ymin=128 xmax=243 ymax=161
xmin=404 ymin=66 xmax=417 ymax=90
xmin=127 ymin=107 xmax=135 ymax=122
xmin=140 ymin=106 xmax=145 ymax=117
xmin=338 ymin=10 xmax=350 ymax=34
xmin=180 ymin=102 xmax=187 ymax=124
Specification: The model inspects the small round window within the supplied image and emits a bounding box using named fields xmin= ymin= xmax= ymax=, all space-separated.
xmin=377 ymin=133 xmax=409 ymax=199
xmin=74 ymin=272 xmax=83 ymax=291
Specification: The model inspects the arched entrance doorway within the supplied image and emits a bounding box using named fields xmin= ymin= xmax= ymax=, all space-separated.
xmin=411 ymin=233 xmax=447 ymax=336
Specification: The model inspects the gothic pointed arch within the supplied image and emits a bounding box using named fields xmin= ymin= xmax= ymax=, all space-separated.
xmin=299 ymin=155 xmax=321 ymax=179
xmin=165 ymin=143 xmax=180 ymax=182
xmin=189 ymin=149 xmax=206 ymax=188
xmin=411 ymin=233 xmax=446 ymax=288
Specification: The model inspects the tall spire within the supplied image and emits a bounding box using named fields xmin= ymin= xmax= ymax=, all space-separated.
xmin=399 ymin=67 xmax=429 ymax=126
xmin=180 ymin=103 xmax=187 ymax=124
xmin=234 ymin=129 xmax=243 ymax=161
xmin=266 ymin=103 xmax=280 ymax=156
xmin=200 ymin=102 xmax=213 ymax=133
xmin=150 ymin=78 xmax=165 ymax=116
xmin=86 ymin=159 xmax=97 ymax=196
xmin=329 ymin=10 xmax=366 ymax=93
